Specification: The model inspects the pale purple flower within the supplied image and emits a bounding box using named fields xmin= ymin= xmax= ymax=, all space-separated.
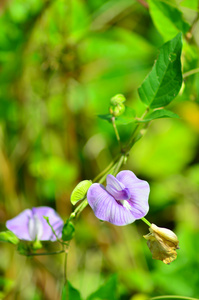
xmin=87 ymin=170 xmax=150 ymax=226
xmin=6 ymin=207 xmax=64 ymax=241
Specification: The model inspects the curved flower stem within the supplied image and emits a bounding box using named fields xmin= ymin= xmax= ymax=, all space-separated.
xmin=69 ymin=198 xmax=89 ymax=221
xmin=183 ymin=67 xmax=199 ymax=78
xmin=21 ymin=250 xmax=66 ymax=256
xmin=151 ymin=296 xmax=199 ymax=300
xmin=63 ymin=245 xmax=68 ymax=284
xmin=93 ymin=154 xmax=120 ymax=183
xmin=123 ymin=107 xmax=150 ymax=153
xmin=141 ymin=217 xmax=151 ymax=227
xmin=44 ymin=217 xmax=68 ymax=246
xmin=112 ymin=154 xmax=126 ymax=176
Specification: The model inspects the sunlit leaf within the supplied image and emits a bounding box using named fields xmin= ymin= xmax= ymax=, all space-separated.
xmin=0 ymin=231 xmax=19 ymax=245
xmin=70 ymin=180 xmax=92 ymax=205
xmin=180 ymin=0 xmax=198 ymax=11
xmin=148 ymin=0 xmax=190 ymax=40
xmin=138 ymin=33 xmax=182 ymax=109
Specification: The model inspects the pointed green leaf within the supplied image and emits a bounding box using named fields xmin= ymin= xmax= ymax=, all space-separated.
xmin=62 ymin=281 xmax=82 ymax=300
xmin=137 ymin=109 xmax=180 ymax=122
xmin=98 ymin=114 xmax=112 ymax=122
xmin=0 ymin=231 xmax=19 ymax=245
xmin=70 ymin=180 xmax=92 ymax=205
xmin=138 ymin=33 xmax=182 ymax=109
xmin=87 ymin=274 xmax=118 ymax=300
xmin=148 ymin=0 xmax=190 ymax=40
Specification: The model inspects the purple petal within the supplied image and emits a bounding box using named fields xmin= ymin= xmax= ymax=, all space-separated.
xmin=106 ymin=174 xmax=130 ymax=200
xmin=6 ymin=207 xmax=64 ymax=241
xmin=106 ymin=184 xmax=130 ymax=200
xmin=116 ymin=170 xmax=150 ymax=218
xmin=106 ymin=174 xmax=125 ymax=190
xmin=33 ymin=207 xmax=64 ymax=241
xmin=87 ymin=183 xmax=137 ymax=226
xmin=6 ymin=209 xmax=32 ymax=241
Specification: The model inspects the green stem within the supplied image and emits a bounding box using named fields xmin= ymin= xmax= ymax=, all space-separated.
xmin=151 ymin=296 xmax=199 ymax=300
xmin=183 ymin=68 xmax=199 ymax=78
xmin=111 ymin=116 xmax=121 ymax=148
xmin=70 ymin=198 xmax=88 ymax=220
xmin=44 ymin=217 xmax=68 ymax=246
xmin=112 ymin=154 xmax=126 ymax=176
xmin=64 ymin=246 xmax=68 ymax=284
xmin=124 ymin=107 xmax=149 ymax=153
xmin=141 ymin=217 xmax=151 ymax=227
xmin=22 ymin=250 xmax=66 ymax=256
xmin=93 ymin=154 xmax=120 ymax=183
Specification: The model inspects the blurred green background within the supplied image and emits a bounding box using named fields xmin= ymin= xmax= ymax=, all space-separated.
xmin=0 ymin=0 xmax=199 ymax=299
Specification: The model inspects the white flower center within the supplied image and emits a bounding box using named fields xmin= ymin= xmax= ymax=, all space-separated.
xmin=28 ymin=214 xmax=43 ymax=241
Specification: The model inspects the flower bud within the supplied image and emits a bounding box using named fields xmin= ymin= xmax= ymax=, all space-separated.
xmin=109 ymin=103 xmax=125 ymax=117
xmin=144 ymin=223 xmax=179 ymax=264
xmin=110 ymin=94 xmax=126 ymax=105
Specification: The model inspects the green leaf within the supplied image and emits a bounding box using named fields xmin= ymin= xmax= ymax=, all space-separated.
xmin=180 ymin=0 xmax=198 ymax=10
xmin=0 ymin=231 xmax=19 ymax=245
xmin=70 ymin=180 xmax=92 ymax=205
xmin=98 ymin=114 xmax=112 ymax=122
xmin=115 ymin=106 xmax=136 ymax=125
xmin=87 ymin=274 xmax=118 ymax=300
xmin=17 ymin=242 xmax=30 ymax=255
xmin=138 ymin=109 xmax=180 ymax=122
xmin=148 ymin=0 xmax=190 ymax=40
xmin=62 ymin=281 xmax=82 ymax=300
xmin=62 ymin=221 xmax=75 ymax=241
xmin=138 ymin=33 xmax=182 ymax=109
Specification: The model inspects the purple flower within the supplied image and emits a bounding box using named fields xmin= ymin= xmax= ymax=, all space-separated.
xmin=87 ymin=170 xmax=150 ymax=226
xmin=6 ymin=207 xmax=64 ymax=241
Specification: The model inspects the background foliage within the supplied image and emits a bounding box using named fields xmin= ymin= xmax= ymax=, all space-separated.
xmin=0 ymin=0 xmax=199 ymax=299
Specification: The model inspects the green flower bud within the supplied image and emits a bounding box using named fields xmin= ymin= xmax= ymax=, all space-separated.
xmin=110 ymin=94 xmax=126 ymax=106
xmin=62 ymin=221 xmax=75 ymax=241
xmin=109 ymin=103 xmax=125 ymax=117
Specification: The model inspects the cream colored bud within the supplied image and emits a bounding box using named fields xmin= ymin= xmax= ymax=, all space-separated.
xmin=144 ymin=223 xmax=179 ymax=264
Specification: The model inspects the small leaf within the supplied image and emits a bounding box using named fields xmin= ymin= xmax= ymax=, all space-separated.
xmin=70 ymin=180 xmax=92 ymax=205
xmin=17 ymin=242 xmax=30 ymax=255
xmin=115 ymin=106 xmax=136 ymax=125
xmin=137 ymin=109 xmax=180 ymax=122
xmin=62 ymin=221 xmax=75 ymax=241
xmin=98 ymin=114 xmax=112 ymax=122
xmin=0 ymin=231 xmax=19 ymax=245
xmin=62 ymin=281 xmax=82 ymax=300
xmin=138 ymin=33 xmax=182 ymax=109
xmin=87 ymin=274 xmax=118 ymax=300
xmin=148 ymin=0 xmax=190 ymax=40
